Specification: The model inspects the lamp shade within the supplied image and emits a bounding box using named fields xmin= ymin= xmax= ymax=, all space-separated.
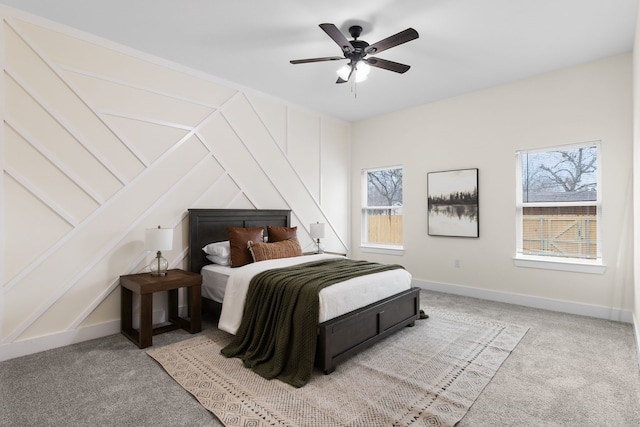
xmin=144 ymin=226 xmax=173 ymax=251
xmin=336 ymin=61 xmax=370 ymax=83
xmin=310 ymin=222 xmax=325 ymax=240
xmin=336 ymin=64 xmax=351 ymax=81
xmin=355 ymin=62 xmax=370 ymax=81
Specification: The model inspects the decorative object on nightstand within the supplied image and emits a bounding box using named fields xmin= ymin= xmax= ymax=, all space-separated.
xmin=145 ymin=225 xmax=173 ymax=276
xmin=310 ymin=222 xmax=325 ymax=254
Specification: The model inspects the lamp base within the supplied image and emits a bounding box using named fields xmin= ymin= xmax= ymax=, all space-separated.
xmin=150 ymin=251 xmax=169 ymax=276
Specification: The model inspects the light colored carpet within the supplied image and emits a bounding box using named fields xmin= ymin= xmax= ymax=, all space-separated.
xmin=147 ymin=308 xmax=528 ymax=427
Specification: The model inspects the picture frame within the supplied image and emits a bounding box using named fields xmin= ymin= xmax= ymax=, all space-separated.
xmin=427 ymin=168 xmax=479 ymax=237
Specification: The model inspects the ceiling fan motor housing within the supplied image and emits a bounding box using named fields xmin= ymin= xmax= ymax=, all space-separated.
xmin=348 ymin=40 xmax=369 ymax=63
xmin=348 ymin=26 xmax=371 ymax=61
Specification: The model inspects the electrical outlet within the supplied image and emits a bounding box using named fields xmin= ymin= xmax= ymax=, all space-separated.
xmin=454 ymin=259 xmax=461 ymax=268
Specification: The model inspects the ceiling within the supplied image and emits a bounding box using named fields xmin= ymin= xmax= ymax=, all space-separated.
xmin=1 ymin=0 xmax=637 ymax=122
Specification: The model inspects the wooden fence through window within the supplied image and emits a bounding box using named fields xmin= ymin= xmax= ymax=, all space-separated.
xmin=367 ymin=215 xmax=403 ymax=245
xmin=523 ymin=214 xmax=597 ymax=259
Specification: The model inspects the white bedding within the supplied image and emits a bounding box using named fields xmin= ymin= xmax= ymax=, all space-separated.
xmin=201 ymin=263 xmax=234 ymax=303
xmin=215 ymin=254 xmax=412 ymax=335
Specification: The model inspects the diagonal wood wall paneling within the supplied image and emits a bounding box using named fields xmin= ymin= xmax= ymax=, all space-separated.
xmin=0 ymin=8 xmax=349 ymax=359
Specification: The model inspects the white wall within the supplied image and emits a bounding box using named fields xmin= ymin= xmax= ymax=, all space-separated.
xmin=0 ymin=7 xmax=350 ymax=361
xmin=633 ymin=7 xmax=640 ymax=365
xmin=352 ymin=53 xmax=634 ymax=320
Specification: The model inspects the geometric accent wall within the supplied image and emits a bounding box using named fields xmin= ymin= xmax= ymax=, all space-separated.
xmin=0 ymin=8 xmax=349 ymax=360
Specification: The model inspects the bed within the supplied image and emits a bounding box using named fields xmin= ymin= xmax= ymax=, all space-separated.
xmin=187 ymin=208 xmax=421 ymax=377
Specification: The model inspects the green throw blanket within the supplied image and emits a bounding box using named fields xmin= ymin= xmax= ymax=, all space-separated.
xmin=220 ymin=258 xmax=404 ymax=387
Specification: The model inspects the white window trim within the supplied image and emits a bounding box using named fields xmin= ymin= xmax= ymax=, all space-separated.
xmin=512 ymin=254 xmax=606 ymax=274
xmin=360 ymin=244 xmax=405 ymax=255
xmin=514 ymin=141 xmax=603 ymax=272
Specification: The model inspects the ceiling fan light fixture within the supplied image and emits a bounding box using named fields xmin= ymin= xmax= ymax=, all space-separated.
xmin=356 ymin=61 xmax=371 ymax=81
xmin=336 ymin=61 xmax=370 ymax=83
xmin=336 ymin=64 xmax=351 ymax=81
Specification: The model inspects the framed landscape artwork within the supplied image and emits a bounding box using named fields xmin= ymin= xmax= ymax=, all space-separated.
xmin=427 ymin=168 xmax=479 ymax=238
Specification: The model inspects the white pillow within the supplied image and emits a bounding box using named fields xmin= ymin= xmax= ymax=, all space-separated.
xmin=206 ymin=254 xmax=230 ymax=266
xmin=202 ymin=241 xmax=230 ymax=257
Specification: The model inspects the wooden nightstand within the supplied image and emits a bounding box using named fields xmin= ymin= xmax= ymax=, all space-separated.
xmin=120 ymin=269 xmax=202 ymax=349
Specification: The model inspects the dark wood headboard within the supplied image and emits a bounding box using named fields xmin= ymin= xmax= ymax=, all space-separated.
xmin=187 ymin=209 xmax=291 ymax=274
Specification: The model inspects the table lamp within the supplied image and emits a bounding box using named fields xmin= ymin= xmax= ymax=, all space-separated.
xmin=310 ymin=222 xmax=325 ymax=254
xmin=145 ymin=226 xmax=173 ymax=276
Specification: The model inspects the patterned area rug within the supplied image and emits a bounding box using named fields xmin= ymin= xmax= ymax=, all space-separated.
xmin=148 ymin=308 xmax=528 ymax=427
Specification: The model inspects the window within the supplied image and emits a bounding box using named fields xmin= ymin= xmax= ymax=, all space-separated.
xmin=515 ymin=141 xmax=601 ymax=268
xmin=361 ymin=166 xmax=403 ymax=250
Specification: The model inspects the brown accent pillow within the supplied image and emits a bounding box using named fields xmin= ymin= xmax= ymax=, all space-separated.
xmin=267 ymin=225 xmax=297 ymax=242
xmin=227 ymin=226 xmax=264 ymax=268
xmin=248 ymin=237 xmax=303 ymax=262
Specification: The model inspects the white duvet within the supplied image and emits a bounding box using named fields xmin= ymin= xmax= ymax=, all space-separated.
xmin=218 ymin=254 xmax=413 ymax=335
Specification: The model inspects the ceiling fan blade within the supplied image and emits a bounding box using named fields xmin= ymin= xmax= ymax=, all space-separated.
xmin=365 ymin=57 xmax=411 ymax=74
xmin=319 ymin=23 xmax=354 ymax=55
xmin=365 ymin=28 xmax=419 ymax=55
xmin=290 ymin=56 xmax=345 ymax=64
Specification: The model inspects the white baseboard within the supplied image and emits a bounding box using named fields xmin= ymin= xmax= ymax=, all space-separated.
xmin=414 ymin=279 xmax=634 ymax=324
xmin=0 ymin=319 xmax=120 ymax=362
xmin=0 ymin=304 xmax=189 ymax=362
xmin=633 ymin=313 xmax=640 ymax=370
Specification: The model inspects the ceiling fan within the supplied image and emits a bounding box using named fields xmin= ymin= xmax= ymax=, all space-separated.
xmin=290 ymin=23 xmax=419 ymax=84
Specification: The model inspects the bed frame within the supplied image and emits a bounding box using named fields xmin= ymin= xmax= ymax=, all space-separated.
xmin=188 ymin=208 xmax=420 ymax=374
